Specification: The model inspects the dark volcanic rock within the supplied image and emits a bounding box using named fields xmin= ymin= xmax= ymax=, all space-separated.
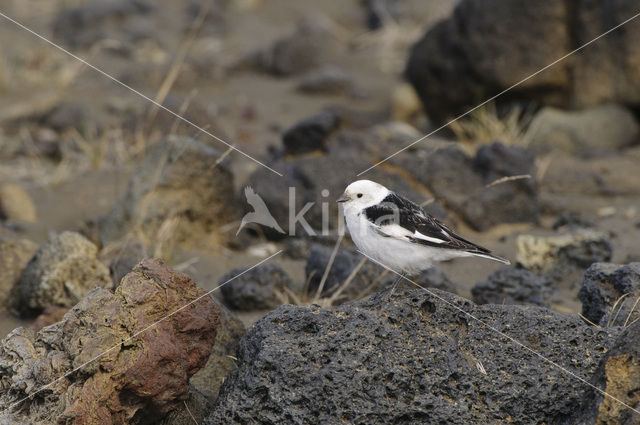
xmin=283 ymin=238 xmax=312 ymax=260
xmin=406 ymin=0 xmax=640 ymax=122
xmin=579 ymin=262 xmax=640 ymax=327
xmin=206 ymin=287 xmax=618 ymax=424
xmin=472 ymin=267 xmax=554 ymax=307
xmin=0 ymin=259 xmax=219 ymax=424
xmin=401 ymin=143 xmax=538 ymax=231
xmin=220 ymin=263 xmax=292 ymax=311
xmin=98 ymin=136 xmax=237 ymax=249
xmin=362 ymin=0 xmax=401 ymax=30
xmin=306 ymin=244 xmax=362 ymax=296
xmin=282 ymin=111 xmax=341 ymax=155
xmin=11 ymin=231 xmax=112 ymax=318
xmin=305 ymin=244 xmax=389 ymax=300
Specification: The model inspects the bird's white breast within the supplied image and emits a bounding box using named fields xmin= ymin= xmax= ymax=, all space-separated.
xmin=343 ymin=208 xmax=472 ymax=274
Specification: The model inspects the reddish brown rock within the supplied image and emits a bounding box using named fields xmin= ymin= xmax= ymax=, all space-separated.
xmin=0 ymin=259 xmax=219 ymax=425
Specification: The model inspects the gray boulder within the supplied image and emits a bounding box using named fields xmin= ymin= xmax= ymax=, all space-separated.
xmin=98 ymin=136 xmax=237 ymax=250
xmin=11 ymin=232 xmax=112 ymax=317
xmin=0 ymin=237 xmax=37 ymax=308
xmin=406 ymin=0 xmax=640 ymax=122
xmin=220 ymin=263 xmax=292 ymax=311
xmin=523 ymin=105 xmax=639 ymax=154
xmin=579 ymin=262 xmax=640 ymax=326
xmin=206 ymin=287 xmax=618 ymax=424
xmin=472 ymin=267 xmax=554 ymax=307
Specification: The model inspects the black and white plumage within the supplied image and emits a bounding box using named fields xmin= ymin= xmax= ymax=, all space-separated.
xmin=338 ymin=180 xmax=509 ymax=274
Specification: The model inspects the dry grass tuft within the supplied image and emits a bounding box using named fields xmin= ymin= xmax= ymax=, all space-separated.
xmin=448 ymin=103 xmax=533 ymax=154
xmin=606 ymin=293 xmax=640 ymax=328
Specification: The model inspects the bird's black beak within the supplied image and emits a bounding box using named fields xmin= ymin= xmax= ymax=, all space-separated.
xmin=337 ymin=192 xmax=349 ymax=203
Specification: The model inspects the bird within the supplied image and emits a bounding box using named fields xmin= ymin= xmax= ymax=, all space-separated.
xmin=236 ymin=186 xmax=285 ymax=236
xmin=337 ymin=180 xmax=509 ymax=282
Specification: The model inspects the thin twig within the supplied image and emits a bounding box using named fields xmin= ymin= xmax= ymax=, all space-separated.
xmin=535 ymin=155 xmax=552 ymax=183
xmin=208 ymin=146 xmax=234 ymax=170
xmin=626 ymin=316 xmax=640 ymax=329
xmin=420 ymin=198 xmax=435 ymax=208
xmin=184 ymin=400 xmax=198 ymax=425
xmin=313 ymin=235 xmax=344 ymax=302
xmin=326 ymin=257 xmax=367 ymax=306
xmin=609 ymin=293 xmax=630 ymax=327
xmin=485 ymin=174 xmax=531 ymax=188
xmin=624 ymin=296 xmax=640 ymax=327
xmin=354 ymin=268 xmax=390 ymax=300
xmin=281 ymin=285 xmax=303 ymax=306
xmin=169 ymin=90 xmax=198 ymax=135
xmin=578 ymin=313 xmax=600 ymax=328
xmin=145 ymin=0 xmax=213 ymax=130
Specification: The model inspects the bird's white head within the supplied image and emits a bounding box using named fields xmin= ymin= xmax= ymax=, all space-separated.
xmin=337 ymin=180 xmax=390 ymax=212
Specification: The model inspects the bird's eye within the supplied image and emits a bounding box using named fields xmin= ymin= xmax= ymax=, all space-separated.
xmin=357 ymin=193 xmax=363 ymax=198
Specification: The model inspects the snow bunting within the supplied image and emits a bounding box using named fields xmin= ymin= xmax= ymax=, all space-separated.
xmin=338 ymin=180 xmax=509 ymax=275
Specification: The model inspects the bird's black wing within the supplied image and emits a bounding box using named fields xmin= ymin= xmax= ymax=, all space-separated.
xmin=364 ymin=192 xmax=492 ymax=255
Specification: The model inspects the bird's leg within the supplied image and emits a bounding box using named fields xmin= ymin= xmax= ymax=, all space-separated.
xmin=387 ymin=273 xmax=404 ymax=298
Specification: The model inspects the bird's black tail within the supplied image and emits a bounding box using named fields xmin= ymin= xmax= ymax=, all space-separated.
xmin=470 ymin=252 xmax=511 ymax=265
